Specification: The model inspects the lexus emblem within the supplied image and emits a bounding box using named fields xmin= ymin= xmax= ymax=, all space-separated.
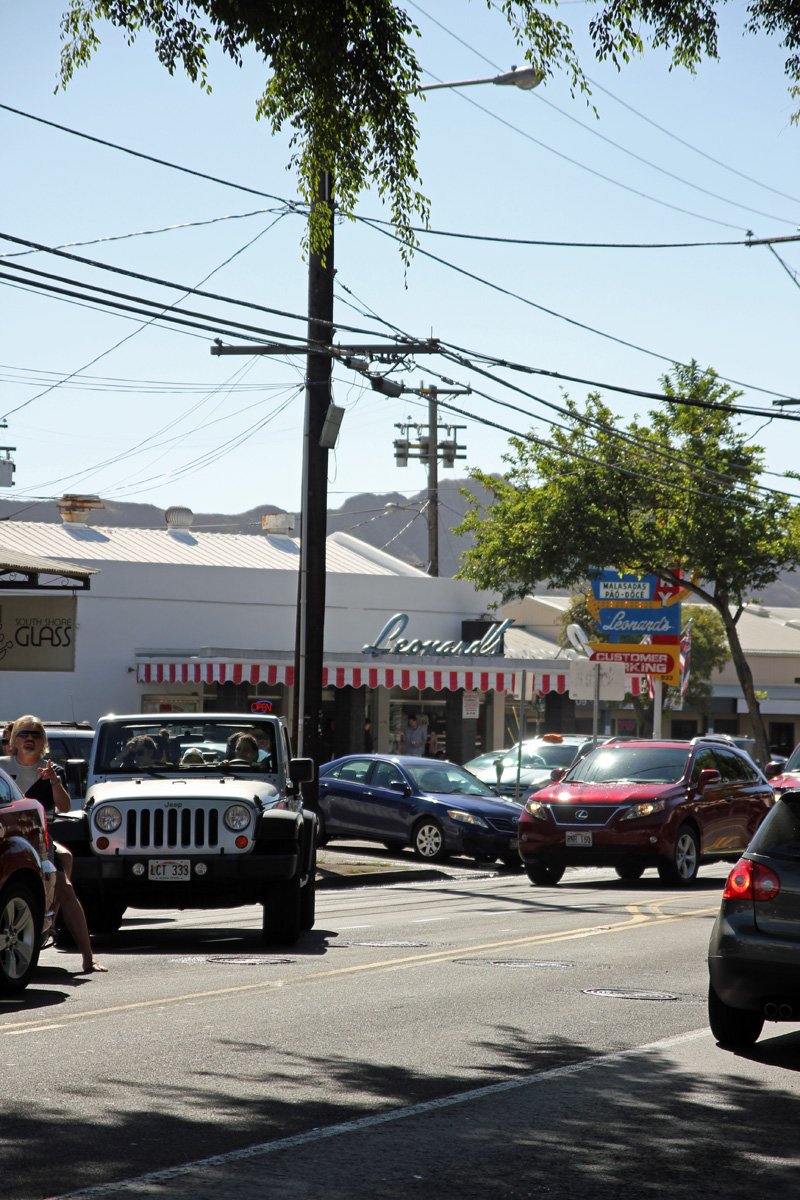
xmin=576 ymin=810 xmax=589 ymax=821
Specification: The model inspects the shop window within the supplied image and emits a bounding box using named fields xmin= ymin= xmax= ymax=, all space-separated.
xmin=671 ymin=719 xmax=698 ymax=740
xmin=769 ymin=722 xmax=795 ymax=757
xmin=712 ymin=718 xmax=738 ymax=735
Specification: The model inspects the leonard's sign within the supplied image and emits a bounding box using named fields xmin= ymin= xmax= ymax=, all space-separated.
xmin=0 ymin=595 xmax=77 ymax=672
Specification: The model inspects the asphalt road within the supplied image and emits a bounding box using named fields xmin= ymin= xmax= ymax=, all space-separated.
xmin=3 ymin=858 xmax=799 ymax=1199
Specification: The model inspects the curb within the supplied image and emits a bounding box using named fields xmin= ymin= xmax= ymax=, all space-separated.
xmin=316 ymin=866 xmax=453 ymax=889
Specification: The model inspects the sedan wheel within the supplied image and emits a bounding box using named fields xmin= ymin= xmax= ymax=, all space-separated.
xmin=0 ymin=883 xmax=41 ymax=994
xmin=413 ymin=819 xmax=446 ymax=862
xmin=708 ymin=983 xmax=764 ymax=1047
xmin=658 ymin=824 xmax=700 ymax=886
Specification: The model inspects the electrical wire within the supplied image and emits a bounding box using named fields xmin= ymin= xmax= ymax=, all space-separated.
xmin=355 ymin=213 xmax=800 ymax=404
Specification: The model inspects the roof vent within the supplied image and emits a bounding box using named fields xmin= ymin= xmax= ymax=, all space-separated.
xmin=262 ymin=513 xmax=295 ymax=536
xmin=57 ymin=494 xmax=104 ymax=524
xmin=165 ymin=505 xmax=194 ymax=529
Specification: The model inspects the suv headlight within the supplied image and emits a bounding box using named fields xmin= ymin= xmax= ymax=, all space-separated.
xmin=223 ymin=804 xmax=252 ymax=831
xmin=446 ymin=810 xmax=487 ymax=827
xmin=524 ymin=800 xmax=548 ymax=821
xmin=94 ymin=805 xmax=122 ymax=832
xmin=621 ymin=800 xmax=665 ymax=820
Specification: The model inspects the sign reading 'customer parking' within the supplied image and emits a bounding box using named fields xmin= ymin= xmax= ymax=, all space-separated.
xmin=0 ymin=595 xmax=77 ymax=672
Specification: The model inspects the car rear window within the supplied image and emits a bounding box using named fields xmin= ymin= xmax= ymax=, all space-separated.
xmin=568 ymin=745 xmax=690 ymax=784
xmin=749 ymin=793 xmax=800 ymax=861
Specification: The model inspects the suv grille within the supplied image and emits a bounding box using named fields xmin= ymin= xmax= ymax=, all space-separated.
xmin=548 ymin=804 xmax=621 ymax=827
xmin=123 ymin=802 xmax=223 ymax=850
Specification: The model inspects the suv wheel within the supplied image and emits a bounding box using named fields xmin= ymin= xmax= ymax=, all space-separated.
xmin=615 ymin=864 xmax=645 ymax=881
xmin=708 ymin=983 xmax=764 ymax=1046
xmin=0 ymin=882 xmax=42 ymax=994
xmin=525 ymin=862 xmax=565 ymax=887
xmin=658 ymin=824 xmax=700 ymax=886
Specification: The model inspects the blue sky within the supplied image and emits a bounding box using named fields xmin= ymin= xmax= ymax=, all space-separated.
xmin=1 ymin=1 xmax=799 ymax=522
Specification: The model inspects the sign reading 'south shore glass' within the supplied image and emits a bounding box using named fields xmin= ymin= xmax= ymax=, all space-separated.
xmin=363 ymin=613 xmax=513 ymax=658
xmin=0 ymin=595 xmax=77 ymax=671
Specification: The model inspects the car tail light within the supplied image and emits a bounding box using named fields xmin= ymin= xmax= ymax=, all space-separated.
xmin=722 ymin=857 xmax=781 ymax=901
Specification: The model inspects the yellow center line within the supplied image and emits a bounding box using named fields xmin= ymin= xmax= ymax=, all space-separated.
xmin=1 ymin=902 xmax=717 ymax=1036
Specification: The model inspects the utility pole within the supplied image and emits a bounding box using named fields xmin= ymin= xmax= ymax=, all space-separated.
xmin=293 ymin=172 xmax=334 ymax=805
xmin=426 ymin=385 xmax=439 ymax=578
xmin=391 ymin=388 xmax=468 ymax=577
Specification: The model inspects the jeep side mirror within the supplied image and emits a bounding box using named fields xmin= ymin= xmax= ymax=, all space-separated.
xmin=289 ymin=757 xmax=315 ymax=784
xmin=65 ymin=758 xmax=89 ymax=802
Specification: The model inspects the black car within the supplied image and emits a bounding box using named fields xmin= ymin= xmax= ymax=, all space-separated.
xmin=708 ymin=787 xmax=800 ymax=1046
xmin=318 ymin=754 xmax=524 ymax=865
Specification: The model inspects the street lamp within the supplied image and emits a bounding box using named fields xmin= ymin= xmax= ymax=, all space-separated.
xmin=293 ymin=65 xmax=539 ymax=785
xmin=419 ymin=65 xmax=542 ymax=92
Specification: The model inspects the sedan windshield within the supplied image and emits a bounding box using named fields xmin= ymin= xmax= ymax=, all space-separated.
xmin=406 ymin=764 xmax=496 ymax=796
xmin=566 ymin=746 xmax=690 ymax=785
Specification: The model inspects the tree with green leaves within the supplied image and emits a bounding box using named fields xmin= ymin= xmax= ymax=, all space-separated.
xmin=58 ymin=1 xmax=800 ymax=257
xmin=457 ymin=363 xmax=800 ymax=766
xmin=558 ymin=594 xmax=729 ymax=735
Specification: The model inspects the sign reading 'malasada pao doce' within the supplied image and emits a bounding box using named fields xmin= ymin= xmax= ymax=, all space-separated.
xmin=0 ymin=595 xmax=77 ymax=672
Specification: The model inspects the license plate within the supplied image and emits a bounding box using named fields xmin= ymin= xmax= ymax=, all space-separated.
xmin=148 ymin=859 xmax=191 ymax=880
xmin=566 ymin=831 xmax=593 ymax=848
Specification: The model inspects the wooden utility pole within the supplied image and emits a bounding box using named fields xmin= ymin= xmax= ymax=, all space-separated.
xmin=292 ymin=173 xmax=335 ymax=805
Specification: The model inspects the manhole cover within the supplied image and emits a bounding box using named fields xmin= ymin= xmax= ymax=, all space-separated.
xmin=205 ymin=956 xmax=296 ymax=966
xmin=346 ymin=941 xmax=429 ymax=948
xmin=454 ymin=959 xmax=574 ymax=969
xmin=583 ymin=988 xmax=679 ymax=1001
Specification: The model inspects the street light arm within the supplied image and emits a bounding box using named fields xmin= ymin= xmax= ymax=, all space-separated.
xmin=418 ymin=66 xmax=542 ymax=92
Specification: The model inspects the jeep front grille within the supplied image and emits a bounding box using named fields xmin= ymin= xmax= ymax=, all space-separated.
xmin=124 ymin=803 xmax=222 ymax=850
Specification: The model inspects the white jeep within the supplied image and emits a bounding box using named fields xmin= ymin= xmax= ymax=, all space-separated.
xmin=52 ymin=713 xmax=315 ymax=945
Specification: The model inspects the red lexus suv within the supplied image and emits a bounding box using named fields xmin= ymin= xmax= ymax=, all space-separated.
xmin=518 ymin=739 xmax=774 ymax=888
xmin=0 ymin=769 xmax=57 ymax=992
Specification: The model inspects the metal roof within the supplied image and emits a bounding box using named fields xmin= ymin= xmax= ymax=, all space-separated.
xmin=0 ymin=546 xmax=98 ymax=582
xmin=0 ymin=523 xmax=419 ymax=576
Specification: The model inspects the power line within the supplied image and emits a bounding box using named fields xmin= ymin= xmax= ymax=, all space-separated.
xmin=0 ymin=103 xmax=302 ymax=207
xmin=356 ymin=213 xmax=800 ymax=404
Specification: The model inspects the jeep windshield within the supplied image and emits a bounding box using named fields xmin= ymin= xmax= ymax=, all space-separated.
xmin=94 ymin=719 xmax=279 ymax=775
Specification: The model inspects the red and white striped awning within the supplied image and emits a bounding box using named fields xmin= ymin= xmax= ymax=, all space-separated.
xmin=137 ymin=661 xmax=520 ymax=693
xmin=136 ymin=662 xmax=647 ymax=695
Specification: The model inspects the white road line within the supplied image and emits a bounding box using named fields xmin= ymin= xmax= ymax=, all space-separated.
xmin=48 ymin=1028 xmax=710 ymax=1200
xmin=412 ymin=917 xmax=450 ymax=923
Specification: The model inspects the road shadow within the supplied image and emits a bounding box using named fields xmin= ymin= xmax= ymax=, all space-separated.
xmin=7 ymin=1022 xmax=800 ymax=1200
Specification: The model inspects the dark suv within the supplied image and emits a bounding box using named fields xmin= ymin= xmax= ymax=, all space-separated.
xmin=518 ymin=739 xmax=774 ymax=887
xmin=0 ymin=767 xmax=57 ymax=992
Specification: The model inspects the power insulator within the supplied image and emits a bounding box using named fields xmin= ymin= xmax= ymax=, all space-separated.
xmin=394 ymin=438 xmax=409 ymax=467
xmin=440 ymin=440 xmax=457 ymax=468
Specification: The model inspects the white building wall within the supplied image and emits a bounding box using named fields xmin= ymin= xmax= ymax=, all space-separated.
xmin=1 ymin=556 xmax=498 ymax=725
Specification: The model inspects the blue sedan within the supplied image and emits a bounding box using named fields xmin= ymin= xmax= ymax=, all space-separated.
xmin=318 ymin=754 xmax=524 ymax=865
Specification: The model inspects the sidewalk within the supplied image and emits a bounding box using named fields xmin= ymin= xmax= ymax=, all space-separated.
xmin=315 ymin=843 xmax=496 ymax=888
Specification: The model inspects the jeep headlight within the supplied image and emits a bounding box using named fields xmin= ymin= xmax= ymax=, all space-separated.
xmin=223 ymin=804 xmax=252 ymax=831
xmin=94 ymin=805 xmax=122 ymax=832
xmin=621 ymin=800 xmax=665 ymax=820
xmin=446 ymin=809 xmax=488 ymax=827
